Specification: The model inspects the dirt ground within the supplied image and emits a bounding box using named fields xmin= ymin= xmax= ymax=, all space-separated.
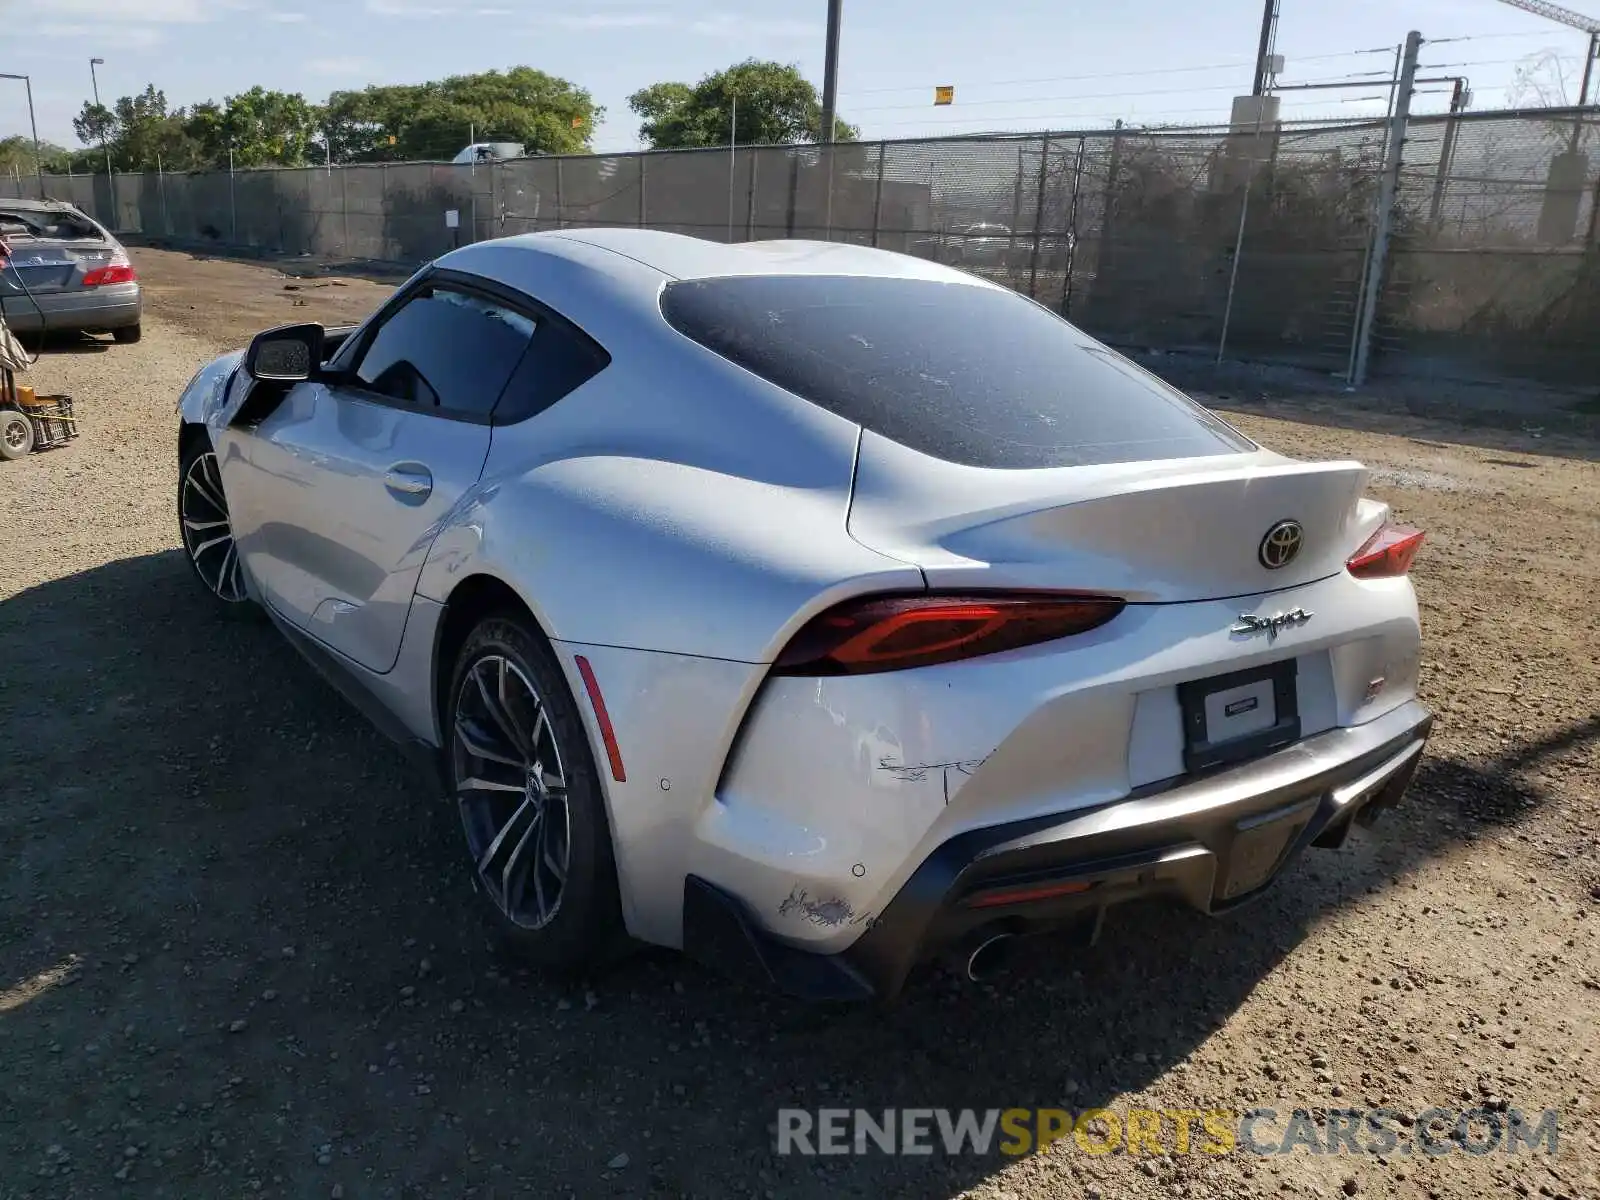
xmin=2 ymin=247 xmax=1598 ymax=1200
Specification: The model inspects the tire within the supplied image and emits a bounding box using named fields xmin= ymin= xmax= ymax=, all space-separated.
xmin=445 ymin=614 xmax=625 ymax=969
xmin=177 ymin=433 xmax=252 ymax=609
xmin=113 ymin=323 xmax=142 ymax=344
xmin=0 ymin=407 xmax=34 ymax=461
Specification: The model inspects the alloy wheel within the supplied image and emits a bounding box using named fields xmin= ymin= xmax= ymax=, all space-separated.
xmin=180 ymin=450 xmax=248 ymax=603
xmin=453 ymin=654 xmax=572 ymax=930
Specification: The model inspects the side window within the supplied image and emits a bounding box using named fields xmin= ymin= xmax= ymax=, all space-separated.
xmin=351 ymin=286 xmax=537 ymax=418
xmin=491 ymin=314 xmax=613 ymax=425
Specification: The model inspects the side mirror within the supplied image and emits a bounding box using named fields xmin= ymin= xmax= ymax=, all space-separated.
xmin=244 ymin=323 xmax=325 ymax=382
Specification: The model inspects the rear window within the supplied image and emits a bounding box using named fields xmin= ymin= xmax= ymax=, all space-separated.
xmin=659 ymin=275 xmax=1252 ymax=469
xmin=0 ymin=208 xmax=101 ymax=240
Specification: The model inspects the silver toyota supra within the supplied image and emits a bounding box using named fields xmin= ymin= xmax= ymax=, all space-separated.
xmin=174 ymin=229 xmax=1432 ymax=999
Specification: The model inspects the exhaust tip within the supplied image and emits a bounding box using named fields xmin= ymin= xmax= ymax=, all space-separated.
xmin=965 ymin=933 xmax=1015 ymax=982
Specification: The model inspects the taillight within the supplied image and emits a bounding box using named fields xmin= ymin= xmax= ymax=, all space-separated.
xmin=1347 ymin=523 xmax=1425 ymax=579
xmin=82 ymin=264 xmax=137 ymax=287
xmin=772 ymin=592 xmax=1126 ymax=676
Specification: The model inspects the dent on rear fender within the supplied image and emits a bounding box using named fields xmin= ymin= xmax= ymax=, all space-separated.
xmin=698 ymin=677 xmax=1007 ymax=951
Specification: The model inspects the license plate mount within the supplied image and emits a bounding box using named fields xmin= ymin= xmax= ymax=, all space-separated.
xmin=1178 ymin=659 xmax=1301 ymax=773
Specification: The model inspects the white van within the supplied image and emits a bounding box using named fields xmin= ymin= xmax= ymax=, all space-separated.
xmin=450 ymin=142 xmax=526 ymax=165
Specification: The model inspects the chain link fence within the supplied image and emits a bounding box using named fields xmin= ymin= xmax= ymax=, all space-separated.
xmin=5 ymin=107 xmax=1598 ymax=388
xmin=1381 ymin=107 xmax=1600 ymax=387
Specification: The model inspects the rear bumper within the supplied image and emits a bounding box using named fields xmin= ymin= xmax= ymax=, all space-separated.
xmin=682 ymin=699 xmax=1433 ymax=1001
xmin=0 ymin=283 xmax=141 ymax=332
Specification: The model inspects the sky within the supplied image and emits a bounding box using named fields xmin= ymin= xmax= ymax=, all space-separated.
xmin=0 ymin=0 xmax=1594 ymax=156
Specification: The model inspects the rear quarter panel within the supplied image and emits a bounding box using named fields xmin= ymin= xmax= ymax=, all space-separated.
xmin=708 ymin=567 xmax=1421 ymax=952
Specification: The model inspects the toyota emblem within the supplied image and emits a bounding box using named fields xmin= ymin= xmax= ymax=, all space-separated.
xmin=1258 ymin=520 xmax=1304 ymax=570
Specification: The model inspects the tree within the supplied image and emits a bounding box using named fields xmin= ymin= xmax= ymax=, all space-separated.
xmin=323 ymin=68 xmax=600 ymax=162
xmin=185 ymin=87 xmax=321 ymax=168
xmin=627 ymin=82 xmax=693 ymax=138
xmin=1506 ymin=49 xmax=1589 ymax=150
xmin=0 ymin=136 xmax=74 ymax=176
xmin=628 ymin=60 xmax=857 ymax=149
xmin=71 ymin=84 xmax=205 ymax=171
xmin=1507 ymin=48 xmax=1578 ymax=109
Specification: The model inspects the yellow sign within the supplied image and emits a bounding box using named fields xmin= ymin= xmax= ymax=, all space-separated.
xmin=934 ymin=85 xmax=954 ymax=106
xmin=572 ymin=115 xmax=584 ymax=127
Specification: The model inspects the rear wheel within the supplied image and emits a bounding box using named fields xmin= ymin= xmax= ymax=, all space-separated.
xmin=446 ymin=614 xmax=624 ymax=969
xmin=178 ymin=435 xmax=251 ymax=608
xmin=0 ymin=408 xmax=34 ymax=461
xmin=113 ymin=323 xmax=142 ymax=345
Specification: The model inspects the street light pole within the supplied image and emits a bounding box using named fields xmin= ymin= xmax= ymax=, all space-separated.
xmin=89 ymin=57 xmax=118 ymax=225
xmin=819 ymin=0 xmax=842 ymax=143
xmin=0 ymin=72 xmax=46 ymax=199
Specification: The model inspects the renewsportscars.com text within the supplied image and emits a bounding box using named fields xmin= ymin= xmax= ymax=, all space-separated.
xmin=775 ymin=1106 xmax=1561 ymax=1158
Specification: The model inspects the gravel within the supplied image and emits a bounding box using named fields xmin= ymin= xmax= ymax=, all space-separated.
xmin=1 ymin=248 xmax=1597 ymax=1199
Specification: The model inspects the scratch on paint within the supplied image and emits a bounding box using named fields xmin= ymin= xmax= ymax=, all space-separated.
xmin=777 ymin=885 xmax=855 ymax=928
xmin=877 ymin=756 xmax=989 ymax=804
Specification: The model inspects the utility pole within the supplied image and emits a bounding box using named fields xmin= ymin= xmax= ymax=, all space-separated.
xmin=819 ymin=0 xmax=843 ymax=143
xmin=1251 ymin=0 xmax=1281 ymax=96
xmin=1352 ymin=29 xmax=1422 ymax=387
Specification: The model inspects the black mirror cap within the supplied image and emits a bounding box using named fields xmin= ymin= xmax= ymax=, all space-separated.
xmin=244 ymin=322 xmax=325 ymax=382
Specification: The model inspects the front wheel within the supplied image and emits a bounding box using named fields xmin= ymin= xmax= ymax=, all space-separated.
xmin=445 ymin=615 xmax=625 ymax=969
xmin=0 ymin=408 xmax=34 ymax=461
xmin=178 ymin=435 xmax=251 ymax=608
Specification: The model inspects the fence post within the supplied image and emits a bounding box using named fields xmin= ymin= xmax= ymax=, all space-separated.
xmin=1011 ymin=143 xmax=1026 ymax=267
xmin=158 ymin=154 xmax=169 ymax=236
xmin=1429 ymin=81 xmax=1467 ymax=229
xmin=1351 ymin=29 xmax=1422 ymax=387
xmin=1096 ymin=119 xmax=1126 ymax=297
xmin=1587 ymin=166 xmax=1600 ymax=246
xmin=491 ymin=161 xmax=501 ymax=238
xmin=340 ymin=166 xmax=350 ymax=257
xmin=745 ymin=151 xmax=758 ymax=241
xmin=1062 ymin=137 xmax=1086 ymax=319
xmin=786 ymin=152 xmax=799 ymax=238
xmin=824 ymin=145 xmax=835 ymax=241
xmin=638 ymin=154 xmax=647 ymax=229
xmin=1216 ymin=100 xmax=1271 ymax=364
xmin=555 ymin=158 xmax=565 ymax=229
xmin=870 ymin=141 xmax=886 ymax=248
xmin=1027 ymin=136 xmax=1051 ymax=299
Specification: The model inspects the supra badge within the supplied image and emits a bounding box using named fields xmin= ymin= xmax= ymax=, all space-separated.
xmin=1231 ymin=608 xmax=1314 ymax=641
xmin=1258 ymin=520 xmax=1304 ymax=570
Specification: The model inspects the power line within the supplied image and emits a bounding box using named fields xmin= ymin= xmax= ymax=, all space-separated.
xmin=1428 ymin=28 xmax=1586 ymax=43
xmin=836 ymin=44 xmax=1396 ymax=100
xmin=839 ymin=61 xmax=1256 ymax=99
xmin=850 ymin=81 xmax=1250 ymax=114
xmin=849 ymin=66 xmax=1448 ymax=115
xmin=862 ymin=94 xmax=1426 ymax=131
xmin=1422 ymin=55 xmax=1585 ymax=69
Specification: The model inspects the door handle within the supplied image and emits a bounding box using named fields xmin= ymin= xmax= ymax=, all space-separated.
xmin=384 ymin=463 xmax=433 ymax=500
